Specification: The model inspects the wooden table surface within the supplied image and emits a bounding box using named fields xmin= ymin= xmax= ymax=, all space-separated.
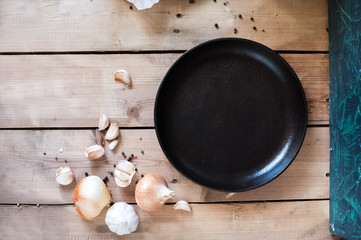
xmin=0 ymin=0 xmax=332 ymax=239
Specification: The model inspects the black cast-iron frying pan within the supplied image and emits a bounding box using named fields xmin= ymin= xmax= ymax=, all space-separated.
xmin=154 ymin=38 xmax=307 ymax=192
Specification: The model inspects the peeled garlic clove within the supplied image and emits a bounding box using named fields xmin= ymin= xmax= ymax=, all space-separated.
xmin=114 ymin=160 xmax=135 ymax=188
xmin=173 ymin=200 xmax=192 ymax=212
xmin=105 ymin=123 xmax=120 ymax=141
xmin=105 ymin=202 xmax=139 ymax=236
xmin=135 ymin=173 xmax=175 ymax=211
xmin=73 ymin=176 xmax=111 ymax=220
xmin=85 ymin=145 xmax=105 ymax=160
xmin=225 ymin=192 xmax=236 ymax=199
xmin=114 ymin=70 xmax=131 ymax=86
xmin=108 ymin=139 xmax=119 ymax=151
xmin=98 ymin=113 xmax=110 ymax=131
xmin=56 ymin=166 xmax=74 ymax=185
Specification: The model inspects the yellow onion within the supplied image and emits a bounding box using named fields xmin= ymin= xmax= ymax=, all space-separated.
xmin=135 ymin=173 xmax=175 ymax=211
xmin=73 ymin=176 xmax=111 ymax=220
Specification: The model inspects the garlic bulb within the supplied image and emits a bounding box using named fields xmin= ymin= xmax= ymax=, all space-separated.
xmin=135 ymin=173 xmax=175 ymax=211
xmin=114 ymin=70 xmax=131 ymax=86
xmin=85 ymin=145 xmax=105 ymax=160
xmin=114 ymin=160 xmax=135 ymax=187
xmin=73 ymin=176 xmax=111 ymax=220
xmin=108 ymin=139 xmax=119 ymax=151
xmin=98 ymin=113 xmax=110 ymax=130
xmin=105 ymin=123 xmax=120 ymax=141
xmin=105 ymin=202 xmax=139 ymax=236
xmin=56 ymin=166 xmax=74 ymax=185
xmin=173 ymin=200 xmax=191 ymax=212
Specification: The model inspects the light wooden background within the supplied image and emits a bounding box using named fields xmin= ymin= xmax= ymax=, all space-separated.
xmin=0 ymin=0 xmax=333 ymax=239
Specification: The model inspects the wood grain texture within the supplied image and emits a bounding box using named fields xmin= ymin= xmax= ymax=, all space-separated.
xmin=0 ymin=54 xmax=329 ymax=128
xmin=0 ymin=201 xmax=330 ymax=240
xmin=0 ymin=127 xmax=329 ymax=204
xmin=0 ymin=0 xmax=328 ymax=52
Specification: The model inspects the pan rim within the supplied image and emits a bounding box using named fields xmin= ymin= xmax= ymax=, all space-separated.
xmin=154 ymin=38 xmax=308 ymax=192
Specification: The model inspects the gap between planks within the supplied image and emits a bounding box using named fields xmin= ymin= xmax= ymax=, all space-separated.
xmin=0 ymin=127 xmax=329 ymax=204
xmin=0 ymin=200 xmax=331 ymax=240
xmin=0 ymin=53 xmax=330 ymax=128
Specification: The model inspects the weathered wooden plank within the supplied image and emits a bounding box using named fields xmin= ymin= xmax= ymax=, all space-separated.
xmin=0 ymin=54 xmax=329 ymax=128
xmin=0 ymin=127 xmax=329 ymax=204
xmin=0 ymin=201 xmax=330 ymax=240
xmin=0 ymin=0 xmax=328 ymax=52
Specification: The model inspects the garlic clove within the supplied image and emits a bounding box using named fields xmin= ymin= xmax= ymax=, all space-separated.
xmin=108 ymin=139 xmax=119 ymax=151
xmin=85 ymin=145 xmax=105 ymax=160
xmin=225 ymin=192 xmax=236 ymax=199
xmin=98 ymin=113 xmax=110 ymax=131
xmin=105 ymin=123 xmax=120 ymax=141
xmin=105 ymin=202 xmax=139 ymax=236
xmin=173 ymin=200 xmax=192 ymax=212
xmin=114 ymin=169 xmax=132 ymax=182
xmin=56 ymin=166 xmax=74 ymax=185
xmin=135 ymin=173 xmax=175 ymax=211
xmin=114 ymin=160 xmax=135 ymax=188
xmin=116 ymin=160 xmax=135 ymax=175
xmin=73 ymin=176 xmax=111 ymax=220
xmin=114 ymin=70 xmax=132 ymax=86
xmin=114 ymin=178 xmax=131 ymax=187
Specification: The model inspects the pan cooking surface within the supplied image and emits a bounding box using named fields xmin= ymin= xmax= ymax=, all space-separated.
xmin=155 ymin=38 xmax=307 ymax=191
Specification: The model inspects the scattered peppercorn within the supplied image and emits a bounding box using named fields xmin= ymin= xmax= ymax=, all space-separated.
xmin=129 ymin=6 xmax=133 ymax=10
xmin=140 ymin=137 xmax=142 ymax=141
xmin=171 ymin=179 xmax=178 ymax=184
xmin=141 ymin=174 xmax=144 ymax=178
xmin=131 ymin=154 xmax=134 ymax=159
xmin=250 ymin=17 xmax=254 ymax=21
xmin=325 ymin=98 xmax=330 ymax=103
xmin=103 ymin=176 xmax=109 ymax=185
xmin=234 ymin=28 xmax=238 ymax=34
xmin=176 ymin=13 xmax=182 ymax=18
xmin=326 ymin=173 xmax=330 ymax=177
xmin=213 ymin=0 xmax=217 ymax=2
xmin=43 ymin=152 xmax=46 ymax=155
xmin=238 ymin=14 xmax=243 ymax=19
xmin=326 ymin=28 xmax=329 ymax=32
xmin=109 ymin=171 xmax=114 ymax=176
xmin=113 ymin=164 xmax=116 ymax=168
xmin=135 ymin=180 xmax=139 ymax=184
xmin=127 ymin=157 xmax=132 ymax=161
xmin=173 ymin=29 xmax=180 ymax=33
xmin=122 ymin=152 xmax=127 ymax=159
xmin=85 ymin=172 xmax=88 ymax=177
xmin=189 ymin=0 xmax=195 ymax=3
xmin=55 ymin=157 xmax=58 ymax=161
xmin=262 ymin=28 xmax=265 ymax=32
xmin=141 ymin=150 xmax=144 ymax=155
xmin=64 ymin=160 xmax=67 ymax=163
xmin=253 ymin=26 xmax=257 ymax=30
xmin=135 ymin=168 xmax=138 ymax=171
xmin=214 ymin=23 xmax=219 ymax=29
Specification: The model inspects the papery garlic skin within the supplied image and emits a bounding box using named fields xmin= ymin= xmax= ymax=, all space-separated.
xmin=85 ymin=145 xmax=105 ymax=160
xmin=105 ymin=123 xmax=120 ymax=141
xmin=98 ymin=113 xmax=110 ymax=131
xmin=135 ymin=173 xmax=175 ymax=211
xmin=105 ymin=202 xmax=139 ymax=236
xmin=56 ymin=166 xmax=74 ymax=185
xmin=173 ymin=200 xmax=192 ymax=212
xmin=73 ymin=176 xmax=111 ymax=220
xmin=114 ymin=160 xmax=135 ymax=187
